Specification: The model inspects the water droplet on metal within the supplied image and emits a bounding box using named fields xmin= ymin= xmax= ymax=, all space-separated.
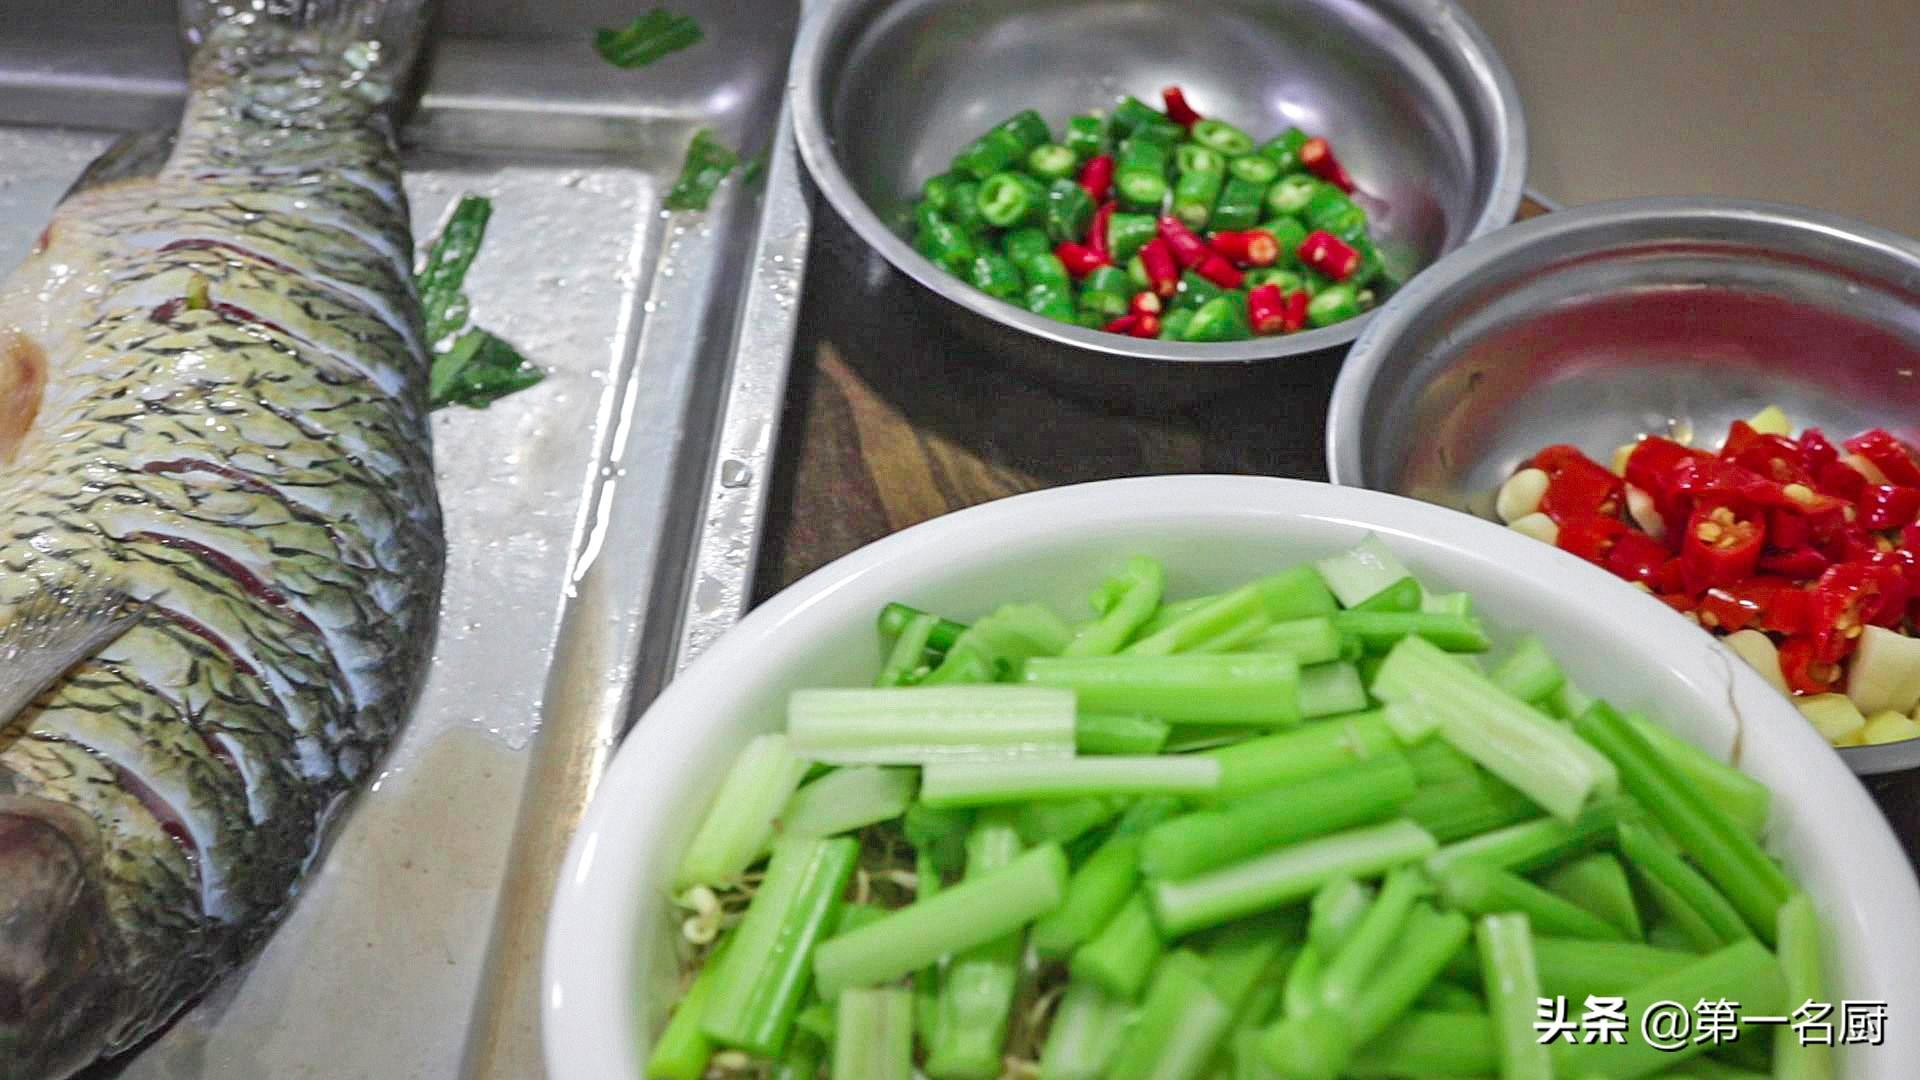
xmin=719 ymin=459 xmax=752 ymax=488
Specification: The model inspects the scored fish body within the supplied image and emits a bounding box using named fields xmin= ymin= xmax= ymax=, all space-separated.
xmin=0 ymin=2 xmax=441 ymax=1075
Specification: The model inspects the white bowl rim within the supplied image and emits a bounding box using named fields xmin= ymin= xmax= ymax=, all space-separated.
xmin=543 ymin=475 xmax=1920 ymax=1078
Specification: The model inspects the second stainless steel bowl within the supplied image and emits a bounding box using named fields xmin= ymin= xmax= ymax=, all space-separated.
xmin=1327 ymin=196 xmax=1920 ymax=773
xmin=790 ymin=0 xmax=1526 ymax=404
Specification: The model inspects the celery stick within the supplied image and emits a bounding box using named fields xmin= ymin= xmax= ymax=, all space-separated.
xmin=1532 ymin=937 xmax=1694 ymax=1001
xmin=788 ymin=686 xmax=1075 ymax=764
xmin=1014 ymin=795 xmax=1123 ymax=847
xmin=1349 ymin=1011 xmax=1496 ymax=1078
xmin=778 ymin=766 xmax=917 ymax=841
xmin=1203 ymin=915 xmax=1295 ymax=1016
xmin=1773 ymin=893 xmax=1833 ymax=1080
xmin=1436 ymin=861 xmax=1625 ymax=941
xmin=925 ymin=812 xmax=1024 ymax=1079
xmin=1374 ymin=636 xmax=1616 ymax=821
xmin=1491 ymin=635 xmax=1565 ymax=703
xmin=1382 ymin=698 xmax=1441 ymax=743
xmin=1070 ymin=892 xmax=1164 ymax=999
xmin=1545 ymin=676 xmax=1592 ymax=721
xmin=1125 ymin=584 xmax=1266 ymax=656
xmin=1161 ymin=724 xmax=1261 ymax=753
xmin=813 ymin=844 xmax=1068 ymax=996
xmin=1202 ymin=710 xmax=1399 ymax=799
xmin=769 ymin=1031 xmax=825 ymax=1080
xmin=1183 ymin=614 xmax=1273 ymax=654
xmin=646 ymin=938 xmax=730 ymax=1080
xmin=1333 ymin=610 xmax=1493 ymax=652
xmin=1414 ymin=980 xmax=1483 ymax=1012
xmin=1145 ymin=567 xmax=1340 ymax=638
xmin=1352 ymin=575 xmax=1422 ymax=612
xmin=1406 ymin=739 xmax=1481 ymax=784
xmin=922 ymin=602 xmax=1073 ymax=684
xmin=1066 ymin=557 xmax=1166 ymax=656
xmin=921 ymin=756 xmax=1221 ymax=808
xmin=1076 ymin=711 xmax=1171 ymax=754
xmin=1316 ymin=867 xmax=1424 ymax=1011
xmin=1625 ymin=711 xmax=1770 ymax=837
xmin=1421 ymin=590 xmax=1474 ymax=616
xmin=1282 ymin=942 xmax=1324 ymax=1022
xmin=905 ymin=802 xmax=973 ymax=873
xmin=1107 ymin=951 xmax=1233 ymax=1080
xmin=1641 ymin=870 xmax=1726 ymax=953
xmin=1617 ymin=821 xmax=1752 ymax=946
xmin=1140 ymin=753 xmax=1416 ymax=879
xmin=1475 ymin=913 xmax=1551 ymax=1080
xmin=878 ymin=602 xmax=966 ymax=650
xmin=912 ymin=850 xmax=943 ymax=1043
xmin=1576 ymin=701 xmax=1790 ymax=944
xmin=875 ymin=611 xmax=938 ymax=687
xmin=1032 ymin=835 xmax=1142 ymax=958
xmin=1404 ymin=773 xmax=1541 ymax=843
xmin=1316 ymin=534 xmax=1417 ymax=608
xmin=1240 ymin=616 xmax=1345 ymax=665
xmin=794 ymin=1000 xmax=834 ymax=1043
xmin=1299 ymin=661 xmax=1368 ymax=718
xmin=1543 ymin=851 xmax=1645 ymax=940
xmin=1547 ymin=940 xmax=1785 ymax=1078
xmin=1306 ymin=877 xmax=1375 ymax=963
xmin=832 ymin=986 xmax=912 ymax=1080
xmin=1425 ymin=800 xmax=1620 ymax=878
xmin=699 ymin=836 xmax=857 ymax=1056
xmin=1023 ymin=653 xmax=1301 ymax=725
xmin=676 ymin=734 xmax=811 ymax=888
xmin=1149 ymin=820 xmax=1437 ymax=937
xmin=1040 ymin=979 xmax=1129 ymax=1079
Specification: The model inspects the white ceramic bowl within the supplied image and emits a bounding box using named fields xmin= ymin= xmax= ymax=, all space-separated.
xmin=544 ymin=477 xmax=1920 ymax=1078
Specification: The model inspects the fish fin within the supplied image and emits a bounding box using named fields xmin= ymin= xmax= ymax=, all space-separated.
xmin=0 ymin=588 xmax=144 ymax=729
xmin=61 ymin=129 xmax=179 ymax=201
xmin=179 ymin=0 xmax=437 ymax=104
xmin=0 ymin=794 xmax=119 ymax=1079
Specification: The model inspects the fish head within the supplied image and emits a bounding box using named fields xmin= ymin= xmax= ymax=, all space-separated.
xmin=0 ymin=792 xmax=122 ymax=1079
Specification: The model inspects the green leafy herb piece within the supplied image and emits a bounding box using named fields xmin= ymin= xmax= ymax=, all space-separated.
xmin=666 ymin=129 xmax=741 ymax=211
xmin=594 ymin=8 xmax=703 ymax=68
xmin=741 ymin=155 xmax=767 ymax=188
xmin=415 ymin=194 xmax=545 ymax=410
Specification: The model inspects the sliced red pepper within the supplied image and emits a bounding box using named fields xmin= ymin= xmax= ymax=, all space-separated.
xmin=1698 ymin=585 xmax=1768 ymax=633
xmin=1681 ymin=502 xmax=1765 ymax=591
xmin=1860 ymin=551 xmax=1913 ymax=628
xmin=1604 ymin=530 xmax=1672 ymax=587
xmin=1779 ymin=636 xmax=1843 ymax=696
xmin=1556 ymin=515 xmax=1627 ymax=566
xmin=1246 ymin=284 xmax=1287 ymax=335
xmin=1161 ymin=86 xmax=1202 ymax=127
xmin=1297 ymin=229 xmax=1361 ymax=280
xmin=1726 ymin=432 xmax=1814 ymax=487
xmin=1905 ymin=522 xmax=1920 ymax=553
xmin=1078 ymin=155 xmax=1115 ymax=203
xmin=1719 ymin=419 xmax=1763 ymax=460
xmin=1128 ymin=313 xmax=1162 ymax=339
xmin=1805 ymin=561 xmax=1895 ymax=662
xmin=1055 ymin=241 xmax=1108 ymax=278
xmin=1194 ymin=253 xmax=1244 ymax=289
xmin=1624 ymin=436 xmax=1711 ymax=534
xmin=1138 ymin=237 xmax=1180 ymax=298
xmin=1156 ymin=215 xmax=1211 ymax=269
xmin=1757 ymin=547 xmax=1830 ymax=581
xmin=1815 ymin=458 xmax=1868 ymax=501
xmin=1128 ymin=291 xmax=1163 ymax=319
xmin=1529 ymin=445 xmax=1624 ymax=523
xmin=1104 ymin=314 xmax=1140 ymax=335
xmin=1798 ymin=427 xmax=1840 ymax=473
xmin=1281 ymin=289 xmax=1309 ymax=332
xmin=1859 ymin=484 xmax=1920 ymax=530
xmin=1297 ymin=136 xmax=1354 ymax=193
xmin=1211 ymin=229 xmax=1279 ymax=267
xmin=1844 ymin=428 xmax=1920 ymax=487
xmin=1088 ymin=201 xmax=1116 ymax=259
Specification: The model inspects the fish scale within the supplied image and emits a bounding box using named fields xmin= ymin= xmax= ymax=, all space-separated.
xmin=0 ymin=1 xmax=442 ymax=1075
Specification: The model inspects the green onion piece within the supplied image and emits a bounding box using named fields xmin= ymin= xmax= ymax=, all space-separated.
xmin=924 ymin=812 xmax=1025 ymax=1078
xmin=428 ymin=327 xmax=544 ymax=410
xmin=1013 ymin=796 xmax=1123 ymax=848
xmin=813 ymin=844 xmax=1068 ymax=996
xmin=1150 ymin=819 xmax=1437 ymax=937
xmin=1435 ymin=861 xmax=1625 ymax=941
xmin=1033 ymin=835 xmax=1143 ymax=958
xmin=1348 ymin=1011 xmax=1496 ymax=1078
xmin=1316 ymin=868 xmax=1425 ymax=1011
xmin=593 ymin=7 xmax=703 ymax=67
xmin=675 ymin=734 xmax=810 ymax=889
xmin=665 ymin=129 xmax=740 ymax=211
xmin=1574 ymin=701 xmax=1791 ymax=944
xmin=1474 ymin=912 xmax=1551 ymax=1080
xmin=1040 ymin=980 xmax=1130 ymax=1080
xmin=831 ymin=986 xmax=912 ymax=1080
xmin=787 ymin=686 xmax=1075 ymax=764
xmin=1773 ymin=893 xmax=1833 ymax=1080
xmin=778 ymin=766 xmax=917 ymax=841
xmin=699 ymin=836 xmax=858 ymax=1056
xmin=1124 ymin=584 xmax=1266 ymax=656
xmin=1351 ymin=576 xmax=1422 ymax=613
xmin=1617 ymin=820 xmax=1752 ymax=946
xmin=1625 ymin=711 xmax=1770 ymax=837
xmin=1140 ymin=753 xmax=1416 ymax=880
xmin=1066 ymin=557 xmax=1166 ymax=656
xmin=920 ymin=755 xmax=1221 ymax=808
xmin=1069 ymin=891 xmax=1165 ymax=999
xmin=646 ymin=937 xmax=730 ymax=1080
xmin=1424 ymin=800 xmax=1620 ymax=879
xmin=1240 ymin=616 xmax=1345 ymax=665
xmin=1541 ymin=851 xmax=1645 ymax=940
xmin=1332 ymin=610 xmax=1492 ymax=653
xmin=1373 ymin=636 xmax=1617 ymax=821
xmin=1201 ymin=711 xmax=1398 ymax=799
xmin=1076 ymin=711 xmax=1172 ymax=755
xmin=1023 ymin=653 xmax=1300 ymax=726
xmin=1490 ymin=635 xmax=1565 ymax=704
xmin=1298 ymin=661 xmax=1368 ymax=718
xmin=1107 ymin=951 xmax=1233 ymax=1080
xmin=1547 ymin=940 xmax=1786 ymax=1077
xmin=1528 ymin=936 xmax=1695 ymax=1003
xmin=1315 ymin=534 xmax=1418 ymax=608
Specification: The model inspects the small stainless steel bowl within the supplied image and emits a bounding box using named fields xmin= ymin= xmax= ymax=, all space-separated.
xmin=789 ymin=0 xmax=1526 ymax=406
xmin=1327 ymin=196 xmax=1920 ymax=774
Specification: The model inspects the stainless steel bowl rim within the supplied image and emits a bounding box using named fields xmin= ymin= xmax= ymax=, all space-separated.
xmin=788 ymin=0 xmax=1529 ymax=365
xmin=1325 ymin=193 xmax=1920 ymax=774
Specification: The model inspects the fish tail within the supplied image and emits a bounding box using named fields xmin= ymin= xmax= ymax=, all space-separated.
xmin=179 ymin=0 xmax=437 ymax=105
xmin=0 ymin=795 xmax=119 ymax=1080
